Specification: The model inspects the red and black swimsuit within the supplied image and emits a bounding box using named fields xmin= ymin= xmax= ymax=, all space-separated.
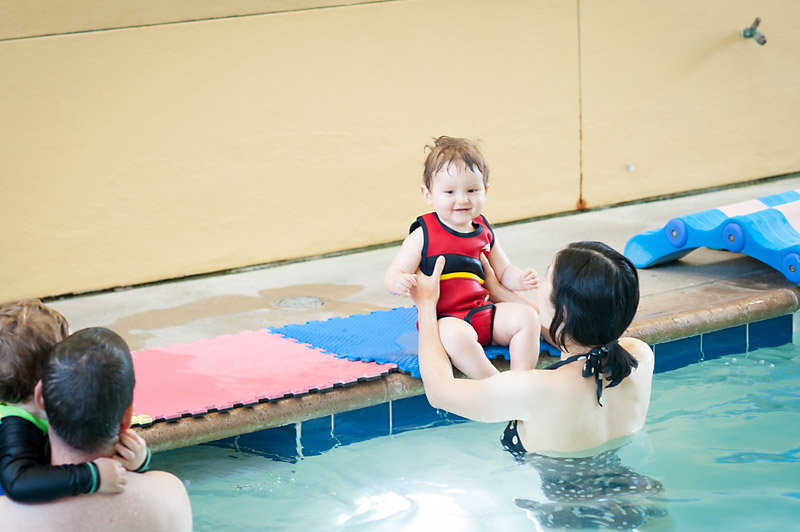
xmin=411 ymin=212 xmax=496 ymax=345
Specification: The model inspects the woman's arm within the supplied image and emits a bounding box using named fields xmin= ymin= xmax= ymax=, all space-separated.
xmin=480 ymin=254 xmax=558 ymax=345
xmin=486 ymin=244 xmax=538 ymax=292
xmin=481 ymin=254 xmax=536 ymax=308
xmin=412 ymin=257 xmax=547 ymax=423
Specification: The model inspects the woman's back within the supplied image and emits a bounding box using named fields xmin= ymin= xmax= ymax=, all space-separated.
xmin=515 ymin=337 xmax=654 ymax=454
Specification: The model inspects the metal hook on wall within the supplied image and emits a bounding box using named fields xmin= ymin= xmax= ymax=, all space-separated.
xmin=741 ymin=17 xmax=767 ymax=45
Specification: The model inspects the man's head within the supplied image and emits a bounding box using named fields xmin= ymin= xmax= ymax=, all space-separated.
xmin=40 ymin=327 xmax=135 ymax=453
xmin=0 ymin=299 xmax=69 ymax=403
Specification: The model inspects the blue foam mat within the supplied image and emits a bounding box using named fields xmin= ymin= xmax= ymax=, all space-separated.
xmin=269 ymin=307 xmax=559 ymax=378
xmin=624 ymin=190 xmax=800 ymax=284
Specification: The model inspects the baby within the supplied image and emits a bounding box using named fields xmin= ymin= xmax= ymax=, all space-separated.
xmin=386 ymin=136 xmax=540 ymax=378
xmin=0 ymin=299 xmax=150 ymax=502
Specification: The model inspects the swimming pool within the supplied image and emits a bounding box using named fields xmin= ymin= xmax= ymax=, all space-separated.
xmin=153 ymin=316 xmax=800 ymax=531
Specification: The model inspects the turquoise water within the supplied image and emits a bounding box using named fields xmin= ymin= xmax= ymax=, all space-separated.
xmin=154 ymin=341 xmax=800 ymax=531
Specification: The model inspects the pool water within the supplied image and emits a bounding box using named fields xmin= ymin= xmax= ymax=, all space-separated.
xmin=154 ymin=340 xmax=800 ymax=531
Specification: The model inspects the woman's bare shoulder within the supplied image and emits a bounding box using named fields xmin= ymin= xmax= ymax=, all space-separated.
xmin=619 ymin=337 xmax=654 ymax=366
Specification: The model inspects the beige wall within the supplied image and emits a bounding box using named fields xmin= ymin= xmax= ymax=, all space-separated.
xmin=580 ymin=1 xmax=800 ymax=206
xmin=1 ymin=0 xmax=579 ymax=300
xmin=0 ymin=0 xmax=377 ymax=40
xmin=1 ymin=0 xmax=798 ymax=301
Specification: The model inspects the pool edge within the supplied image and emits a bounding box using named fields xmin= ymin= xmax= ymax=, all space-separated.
xmin=137 ymin=271 xmax=800 ymax=453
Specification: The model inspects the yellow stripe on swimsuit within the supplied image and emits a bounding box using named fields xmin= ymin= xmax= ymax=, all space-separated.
xmin=440 ymin=272 xmax=485 ymax=284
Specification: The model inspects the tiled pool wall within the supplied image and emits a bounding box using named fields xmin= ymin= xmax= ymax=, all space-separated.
xmin=653 ymin=313 xmax=794 ymax=373
xmin=207 ymin=313 xmax=796 ymax=462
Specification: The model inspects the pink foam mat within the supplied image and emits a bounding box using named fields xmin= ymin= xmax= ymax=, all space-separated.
xmin=130 ymin=329 xmax=396 ymax=426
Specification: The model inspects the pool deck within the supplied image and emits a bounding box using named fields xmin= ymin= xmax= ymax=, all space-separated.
xmin=49 ymin=176 xmax=800 ymax=452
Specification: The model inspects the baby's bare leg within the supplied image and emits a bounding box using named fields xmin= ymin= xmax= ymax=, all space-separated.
xmin=492 ymin=302 xmax=540 ymax=371
xmin=438 ymin=317 xmax=500 ymax=379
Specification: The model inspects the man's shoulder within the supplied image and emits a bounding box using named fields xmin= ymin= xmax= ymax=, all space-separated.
xmin=84 ymin=471 xmax=191 ymax=532
xmin=128 ymin=471 xmax=192 ymax=531
xmin=0 ymin=470 xmax=191 ymax=532
xmin=137 ymin=469 xmax=185 ymax=485
xmin=129 ymin=469 xmax=190 ymax=506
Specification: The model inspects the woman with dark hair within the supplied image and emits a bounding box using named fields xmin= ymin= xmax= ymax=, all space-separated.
xmin=412 ymin=241 xmax=653 ymax=453
xmin=412 ymin=241 xmax=662 ymax=528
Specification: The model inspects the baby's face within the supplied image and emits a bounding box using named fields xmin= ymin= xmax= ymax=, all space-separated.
xmin=422 ymin=162 xmax=487 ymax=233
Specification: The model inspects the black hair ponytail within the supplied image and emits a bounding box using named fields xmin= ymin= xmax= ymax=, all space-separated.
xmin=601 ymin=339 xmax=639 ymax=388
xmin=549 ymin=242 xmax=640 ymax=385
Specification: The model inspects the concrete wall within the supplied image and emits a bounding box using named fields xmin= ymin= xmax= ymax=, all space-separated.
xmin=1 ymin=0 xmax=798 ymax=301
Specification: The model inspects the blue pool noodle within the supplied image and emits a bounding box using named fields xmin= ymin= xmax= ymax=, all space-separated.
xmin=624 ymin=190 xmax=800 ymax=284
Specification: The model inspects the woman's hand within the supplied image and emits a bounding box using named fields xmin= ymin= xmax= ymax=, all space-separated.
xmin=480 ymin=254 xmax=517 ymax=303
xmin=480 ymin=253 xmax=501 ymax=294
xmin=409 ymin=256 xmax=445 ymax=311
xmin=481 ymin=254 xmax=539 ymax=314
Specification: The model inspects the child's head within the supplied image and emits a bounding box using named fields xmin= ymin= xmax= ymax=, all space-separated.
xmin=423 ymin=136 xmax=490 ymax=190
xmin=0 ymin=299 xmax=69 ymax=403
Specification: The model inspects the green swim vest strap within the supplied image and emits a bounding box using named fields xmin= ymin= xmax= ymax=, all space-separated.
xmin=86 ymin=461 xmax=99 ymax=493
xmin=0 ymin=403 xmax=49 ymax=433
xmin=134 ymin=447 xmax=152 ymax=473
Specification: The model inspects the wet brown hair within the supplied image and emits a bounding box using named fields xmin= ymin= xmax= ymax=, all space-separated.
xmin=423 ymin=136 xmax=490 ymax=189
xmin=0 ymin=299 xmax=69 ymax=403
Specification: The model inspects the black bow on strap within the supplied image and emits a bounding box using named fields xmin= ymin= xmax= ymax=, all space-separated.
xmin=581 ymin=346 xmax=608 ymax=406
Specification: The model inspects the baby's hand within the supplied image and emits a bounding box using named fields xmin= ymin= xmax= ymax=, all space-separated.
xmin=94 ymin=457 xmax=126 ymax=493
xmin=519 ymin=268 xmax=539 ymax=291
xmin=114 ymin=429 xmax=149 ymax=471
xmin=393 ymin=272 xmax=418 ymax=297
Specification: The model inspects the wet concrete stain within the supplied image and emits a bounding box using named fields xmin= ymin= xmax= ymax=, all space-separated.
xmin=107 ymin=284 xmax=392 ymax=350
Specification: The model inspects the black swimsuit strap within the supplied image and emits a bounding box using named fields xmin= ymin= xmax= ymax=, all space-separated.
xmin=542 ymin=353 xmax=585 ymax=371
xmin=543 ymin=347 xmax=607 ymax=406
